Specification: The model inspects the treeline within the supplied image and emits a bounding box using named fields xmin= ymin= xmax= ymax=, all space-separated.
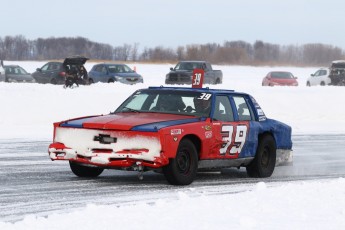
xmin=0 ymin=35 xmax=344 ymax=66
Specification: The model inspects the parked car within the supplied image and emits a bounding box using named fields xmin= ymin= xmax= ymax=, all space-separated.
xmin=165 ymin=61 xmax=223 ymax=85
xmin=31 ymin=56 xmax=89 ymax=85
xmin=0 ymin=60 xmax=5 ymax=82
xmin=328 ymin=60 xmax=345 ymax=86
xmin=3 ymin=65 xmax=36 ymax=83
xmin=31 ymin=61 xmax=66 ymax=84
xmin=262 ymin=71 xmax=298 ymax=86
xmin=306 ymin=68 xmax=331 ymax=86
xmin=48 ymin=86 xmax=293 ymax=185
xmin=88 ymin=63 xmax=143 ymax=84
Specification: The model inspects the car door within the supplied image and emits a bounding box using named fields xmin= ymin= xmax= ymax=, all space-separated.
xmin=310 ymin=69 xmax=323 ymax=86
xmin=93 ymin=65 xmax=108 ymax=82
xmin=33 ymin=63 xmax=51 ymax=83
xmin=210 ymin=95 xmax=251 ymax=159
xmin=203 ymin=63 xmax=214 ymax=84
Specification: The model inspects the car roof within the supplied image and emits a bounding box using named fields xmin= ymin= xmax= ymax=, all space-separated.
xmin=102 ymin=63 xmax=127 ymax=66
xmin=145 ymin=86 xmax=250 ymax=96
xmin=269 ymin=71 xmax=291 ymax=73
xmin=332 ymin=60 xmax=345 ymax=64
xmin=4 ymin=65 xmax=20 ymax=67
xmin=178 ymin=61 xmax=207 ymax=63
xmin=63 ymin=56 xmax=88 ymax=65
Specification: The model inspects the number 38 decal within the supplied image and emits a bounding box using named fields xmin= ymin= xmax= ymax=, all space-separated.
xmin=220 ymin=124 xmax=248 ymax=156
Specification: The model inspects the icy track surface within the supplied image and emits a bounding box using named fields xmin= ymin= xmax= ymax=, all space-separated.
xmin=0 ymin=135 xmax=345 ymax=229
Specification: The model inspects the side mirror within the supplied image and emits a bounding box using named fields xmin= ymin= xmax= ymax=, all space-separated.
xmin=36 ymin=68 xmax=41 ymax=72
xmin=170 ymin=67 xmax=173 ymax=71
xmin=311 ymin=74 xmax=315 ymax=76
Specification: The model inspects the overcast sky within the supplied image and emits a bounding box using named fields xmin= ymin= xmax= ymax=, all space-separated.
xmin=3 ymin=0 xmax=345 ymax=49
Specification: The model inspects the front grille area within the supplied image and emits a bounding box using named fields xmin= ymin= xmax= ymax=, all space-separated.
xmin=168 ymin=73 xmax=191 ymax=83
xmin=54 ymin=127 xmax=161 ymax=159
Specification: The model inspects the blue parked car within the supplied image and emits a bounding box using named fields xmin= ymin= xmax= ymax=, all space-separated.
xmin=88 ymin=63 xmax=143 ymax=84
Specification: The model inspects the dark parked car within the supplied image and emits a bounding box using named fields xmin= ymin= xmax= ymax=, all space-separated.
xmin=4 ymin=65 xmax=36 ymax=83
xmin=328 ymin=60 xmax=345 ymax=86
xmin=262 ymin=71 xmax=298 ymax=86
xmin=88 ymin=63 xmax=143 ymax=84
xmin=31 ymin=56 xmax=89 ymax=85
xmin=31 ymin=61 xmax=66 ymax=84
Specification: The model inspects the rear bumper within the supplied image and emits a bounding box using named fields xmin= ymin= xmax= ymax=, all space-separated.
xmin=276 ymin=149 xmax=293 ymax=166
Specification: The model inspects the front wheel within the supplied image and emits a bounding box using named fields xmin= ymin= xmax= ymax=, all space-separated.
xmin=69 ymin=161 xmax=104 ymax=177
xmin=246 ymin=135 xmax=276 ymax=178
xmin=163 ymin=139 xmax=198 ymax=185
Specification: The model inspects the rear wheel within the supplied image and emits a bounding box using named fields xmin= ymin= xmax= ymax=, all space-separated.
xmin=69 ymin=161 xmax=104 ymax=177
xmin=246 ymin=135 xmax=276 ymax=178
xmin=163 ymin=139 xmax=198 ymax=185
xmin=50 ymin=78 xmax=57 ymax=85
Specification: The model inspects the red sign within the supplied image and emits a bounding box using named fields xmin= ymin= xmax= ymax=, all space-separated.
xmin=192 ymin=68 xmax=204 ymax=88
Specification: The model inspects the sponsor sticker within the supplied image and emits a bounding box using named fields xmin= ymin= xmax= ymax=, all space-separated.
xmin=171 ymin=129 xmax=182 ymax=135
xmin=205 ymin=131 xmax=213 ymax=139
xmin=204 ymin=125 xmax=212 ymax=131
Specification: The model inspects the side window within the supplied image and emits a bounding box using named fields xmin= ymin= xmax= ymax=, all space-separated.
xmin=48 ymin=64 xmax=57 ymax=70
xmin=41 ymin=64 xmax=49 ymax=71
xmin=213 ymin=96 xmax=234 ymax=122
xmin=233 ymin=96 xmax=253 ymax=121
xmin=101 ymin=66 xmax=107 ymax=73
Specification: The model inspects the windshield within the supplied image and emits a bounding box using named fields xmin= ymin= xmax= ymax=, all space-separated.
xmin=271 ymin=72 xmax=294 ymax=79
xmin=174 ymin=62 xmax=204 ymax=71
xmin=115 ymin=89 xmax=213 ymax=117
xmin=108 ymin=65 xmax=133 ymax=73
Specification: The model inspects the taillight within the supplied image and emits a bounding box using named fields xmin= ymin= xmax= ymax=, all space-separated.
xmin=59 ymin=71 xmax=66 ymax=77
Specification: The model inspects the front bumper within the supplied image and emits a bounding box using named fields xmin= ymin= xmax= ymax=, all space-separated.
xmin=48 ymin=127 xmax=168 ymax=169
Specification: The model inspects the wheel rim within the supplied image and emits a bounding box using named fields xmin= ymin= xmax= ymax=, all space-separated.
xmin=176 ymin=150 xmax=191 ymax=174
xmin=261 ymin=146 xmax=270 ymax=168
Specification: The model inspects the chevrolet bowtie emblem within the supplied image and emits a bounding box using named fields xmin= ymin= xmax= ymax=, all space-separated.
xmin=94 ymin=134 xmax=117 ymax=144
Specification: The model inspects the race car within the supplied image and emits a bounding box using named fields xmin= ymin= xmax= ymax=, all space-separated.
xmin=48 ymin=86 xmax=293 ymax=185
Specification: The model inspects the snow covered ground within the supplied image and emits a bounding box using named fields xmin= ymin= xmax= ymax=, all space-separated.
xmin=0 ymin=62 xmax=344 ymax=229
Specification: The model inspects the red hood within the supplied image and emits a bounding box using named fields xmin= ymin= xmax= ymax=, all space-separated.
xmin=271 ymin=78 xmax=298 ymax=85
xmin=63 ymin=113 xmax=196 ymax=130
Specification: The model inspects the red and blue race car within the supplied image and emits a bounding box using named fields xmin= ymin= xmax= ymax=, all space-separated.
xmin=48 ymin=86 xmax=293 ymax=185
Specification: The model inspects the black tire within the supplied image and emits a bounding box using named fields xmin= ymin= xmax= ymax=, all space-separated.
xmin=108 ymin=79 xmax=114 ymax=83
xmin=320 ymin=81 xmax=325 ymax=86
xmin=69 ymin=161 xmax=104 ymax=177
xmin=163 ymin=139 xmax=198 ymax=185
xmin=246 ymin=135 xmax=276 ymax=178
xmin=88 ymin=78 xmax=94 ymax=84
xmin=306 ymin=81 xmax=311 ymax=87
xmin=50 ymin=78 xmax=57 ymax=85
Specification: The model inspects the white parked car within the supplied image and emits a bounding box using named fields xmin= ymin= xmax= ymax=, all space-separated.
xmin=0 ymin=60 xmax=5 ymax=82
xmin=306 ymin=68 xmax=331 ymax=86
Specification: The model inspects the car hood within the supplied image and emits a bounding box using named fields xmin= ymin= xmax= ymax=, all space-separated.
xmin=60 ymin=113 xmax=201 ymax=131
xmin=113 ymin=72 xmax=142 ymax=78
xmin=170 ymin=70 xmax=193 ymax=74
xmin=270 ymin=78 xmax=297 ymax=84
